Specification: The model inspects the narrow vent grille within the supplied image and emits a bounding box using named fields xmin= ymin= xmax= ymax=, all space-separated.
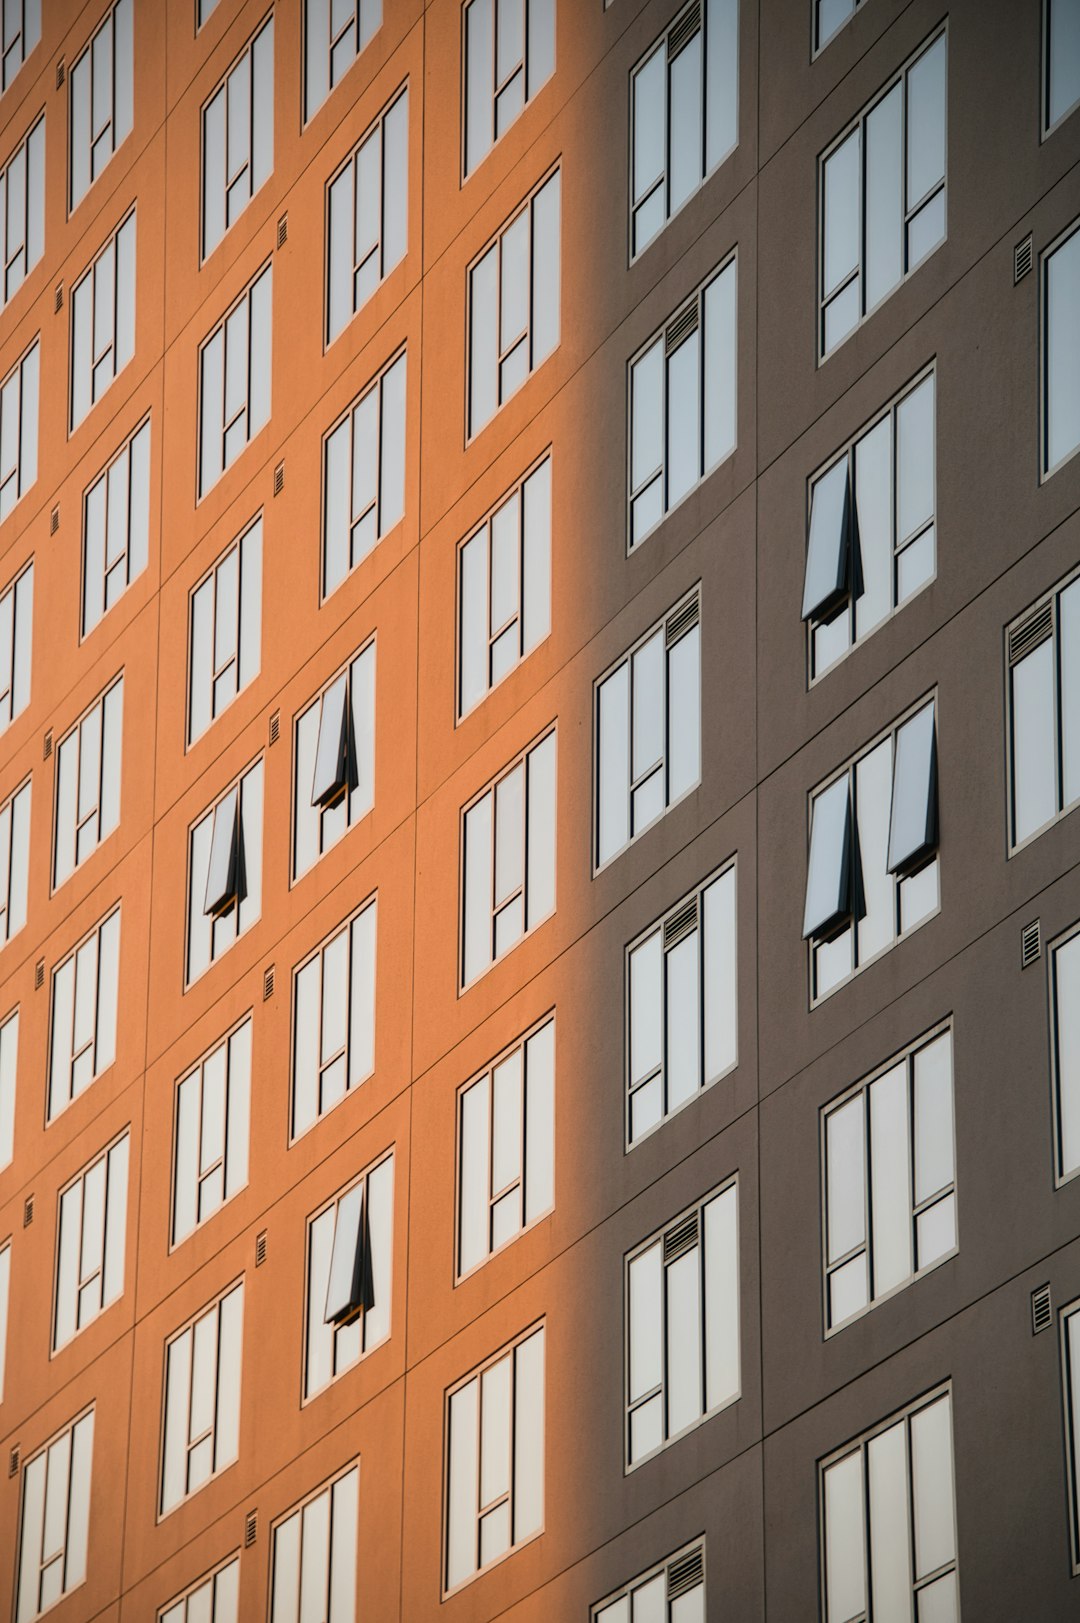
xmin=55 ymin=59 xmax=65 ymax=89
xmin=668 ymin=2 xmax=702 ymax=58
xmin=23 ymin=1195 xmax=34 ymax=1227
xmin=1014 ymin=235 xmax=1033 ymax=285
xmin=666 ymin=592 xmax=700 ymax=646
xmin=663 ymin=1211 xmax=699 ymax=1264
xmin=664 ymin=897 xmax=699 ymax=951
xmin=54 ymin=283 xmax=63 ymax=313
xmin=1021 ymin=918 xmax=1041 ymax=969
xmin=244 ymin=1509 xmax=258 ymax=1547
xmin=34 ymin=960 xmax=44 ymax=989
xmin=1009 ymin=601 xmax=1053 ymax=665
xmin=8 ymin=1446 xmax=19 ymax=1477
xmin=277 ymin=213 xmax=288 ymax=249
xmin=263 ymin=964 xmax=275 ymax=1001
xmin=1032 ymin=1283 xmax=1052 ymax=1334
xmin=268 ymin=710 xmax=280 ymax=746
xmin=665 ymin=301 xmax=699 ymax=354
xmin=50 ymin=505 xmax=59 ymax=535
xmin=43 ymin=730 xmax=52 ymax=759
xmin=668 ymin=1546 xmax=704 ymax=1600
xmin=255 ymin=1230 xmax=268 ymax=1267
xmin=273 ymin=460 xmax=285 ymax=496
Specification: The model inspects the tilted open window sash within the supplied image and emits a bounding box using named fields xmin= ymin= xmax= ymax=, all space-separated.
xmin=324 ymin=1182 xmax=373 ymax=1325
xmin=803 ymin=774 xmax=853 ymax=939
xmin=802 ymin=458 xmax=852 ymax=621
xmin=311 ymin=672 xmax=356 ymax=809
xmin=887 ymin=700 xmax=937 ymax=873
xmin=203 ymin=787 xmax=245 ymax=918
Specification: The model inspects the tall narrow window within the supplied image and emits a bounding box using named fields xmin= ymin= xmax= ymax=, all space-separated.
xmin=160 ymin=1282 xmax=244 ymax=1515
xmin=0 ymin=1006 xmax=16 ymax=1170
xmin=327 ymin=85 xmax=408 ymax=345
xmin=461 ymin=728 xmax=556 ymax=987
xmin=457 ymin=1016 xmax=554 ymax=1278
xmin=186 ymin=759 xmax=264 ymax=984
xmin=468 ymin=168 xmax=560 ymax=438
xmin=187 ymin=517 xmax=262 ymax=744
xmin=70 ymin=211 xmax=136 ymax=430
xmin=172 ymin=1017 xmax=252 ymax=1245
xmin=463 ymin=0 xmax=555 ymax=177
xmin=53 ymin=675 xmax=123 ymax=888
xmin=0 ymin=559 xmax=33 ymax=733
xmin=821 ymin=1388 xmax=958 ymax=1623
xmin=304 ymin=1149 xmax=393 ymax=1398
xmin=53 ymin=1132 xmax=129 ymax=1350
xmin=304 ymin=0 xmax=381 ymax=122
xmin=47 ymin=909 xmax=120 ymax=1122
xmin=1045 ymin=0 xmax=1080 ymax=133
xmin=293 ymin=640 xmax=375 ymax=878
xmin=198 ymin=263 xmax=272 ymax=499
xmin=0 ymin=777 xmax=30 ymax=949
xmin=458 ymin=453 xmax=551 ymax=718
xmin=626 ymin=1182 xmax=739 ymax=1468
xmin=292 ymin=898 xmax=376 ymax=1138
xmin=819 ymin=31 xmax=946 ymax=357
xmin=628 ymin=259 xmax=736 ymax=547
xmin=0 ymin=1239 xmax=9 ymax=1403
xmin=445 ymin=1324 xmax=545 ymax=1592
xmin=1043 ymin=219 xmax=1080 ymax=477
xmin=593 ymin=1541 xmax=706 ymax=1623
xmin=270 ymin=1465 xmax=359 ymax=1623
xmin=15 ymin=1408 xmax=94 ymax=1623
xmin=1052 ymin=922 xmax=1080 ymax=1185
xmin=159 ymin=1556 xmax=240 ymax=1623
xmin=82 ymin=417 xmax=150 ymax=637
xmin=0 ymin=115 xmax=44 ymax=308
xmin=1 ymin=0 xmax=40 ymax=94
xmin=69 ymin=0 xmax=133 ymax=211
xmin=201 ymin=14 xmax=274 ymax=259
xmin=1007 ymin=567 xmax=1080 ymax=849
xmin=804 ymin=368 xmax=935 ymax=679
xmin=815 ymin=0 xmax=864 ymax=54
xmin=322 ymin=351 xmax=405 ymax=597
xmin=630 ymin=0 xmax=737 ymax=257
xmin=0 ymin=338 xmax=39 ymax=520
xmin=596 ymin=591 xmax=701 ymax=869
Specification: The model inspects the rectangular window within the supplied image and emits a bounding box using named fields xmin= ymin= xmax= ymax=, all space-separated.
xmin=628 ymin=259 xmax=736 ymax=547
xmin=304 ymin=0 xmax=381 ymax=122
xmin=70 ymin=210 xmax=136 ymax=430
xmin=0 ymin=1240 xmax=9 ymax=1402
xmin=1007 ymin=566 xmax=1080 ymax=849
xmin=461 ymin=728 xmax=556 ymax=987
xmin=326 ymin=84 xmax=407 ymax=345
xmin=0 ymin=114 xmax=44 ymax=308
xmin=804 ymin=368 xmax=935 ymax=680
xmin=457 ymin=1015 xmax=554 ymax=1279
xmin=445 ymin=1323 xmax=544 ymax=1592
xmin=198 ymin=263 xmax=272 ymax=499
xmin=160 ymin=1281 xmax=243 ymax=1515
xmin=69 ymin=0 xmax=133 ymax=212
xmin=81 ymin=417 xmax=150 ymax=637
xmin=186 ymin=758 xmax=264 ymax=984
xmin=188 ymin=516 xmax=262 ymax=745
xmin=468 ymin=168 xmax=560 ymax=439
xmin=593 ymin=1541 xmax=706 ymax=1623
xmin=322 ymin=351 xmax=405 ymax=598
xmin=820 ymin=30 xmax=946 ymax=358
xmin=172 ymin=1016 xmax=252 ymax=1246
xmin=0 ymin=558 xmax=33 ymax=734
xmin=627 ymin=862 xmax=736 ymax=1146
xmin=202 ymin=14 xmax=273 ymax=259
xmin=596 ymin=591 xmax=701 ymax=869
xmin=626 ymin=1182 xmax=739 ymax=1469
xmin=0 ymin=338 xmax=39 ymax=520
xmin=458 ymin=452 xmax=551 ymax=718
xmin=1045 ymin=0 xmax=1080 ymax=133
xmin=1 ymin=0 xmax=40 ymax=93
xmin=292 ymin=897 xmax=376 ymax=1139
xmin=0 ymin=1006 xmax=16 ymax=1170
xmin=270 ymin=1464 xmax=359 ymax=1623
xmin=292 ymin=640 xmax=375 ymax=878
xmin=53 ymin=674 xmax=124 ymax=888
xmin=15 ymin=1408 xmax=94 ymax=1623
xmin=821 ymin=1388 xmax=958 ymax=1623
xmin=1043 ymin=219 xmax=1080 ymax=477
xmin=803 ymin=696 xmax=939 ymax=1001
xmin=53 ymin=1132 xmax=129 ymax=1351
xmin=630 ymin=0 xmax=737 ymax=257
xmin=1052 ymin=922 xmax=1080 ymax=1185
xmin=0 ymin=777 xmax=30 ymax=949
xmin=463 ymin=0 xmax=555 ymax=177
xmin=304 ymin=1149 xmax=393 ymax=1399
xmin=823 ymin=1025 xmax=955 ymax=1333
xmin=160 ymin=1556 xmax=239 ymax=1623
xmin=815 ymin=0 xmax=864 ymax=54
xmin=47 ymin=908 xmax=120 ymax=1123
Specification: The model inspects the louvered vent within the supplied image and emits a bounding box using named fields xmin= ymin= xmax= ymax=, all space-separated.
xmin=277 ymin=213 xmax=289 ymax=249
xmin=269 ymin=710 xmax=280 ymax=746
xmin=56 ymin=59 xmax=65 ymax=88
xmin=1021 ymin=918 xmax=1041 ymax=969
xmin=34 ymin=960 xmax=44 ymax=989
xmin=1009 ymin=601 xmax=1053 ymax=665
xmin=54 ymin=283 xmax=63 ymax=313
xmin=50 ymin=505 xmax=59 ymax=535
xmin=668 ymin=1546 xmax=704 ymax=1600
xmin=8 ymin=1446 xmax=19 ymax=1477
xmin=666 ymin=592 xmax=700 ymax=647
xmin=666 ymin=301 xmax=699 ymax=354
xmin=1014 ymin=235 xmax=1033 ymax=285
xmin=663 ymin=1211 xmax=699 ymax=1264
xmin=255 ymin=1230 xmax=268 ymax=1267
xmin=668 ymin=2 xmax=702 ymax=58
xmin=43 ymin=730 xmax=52 ymax=759
xmin=1032 ymin=1283 xmax=1052 ymax=1334
xmin=23 ymin=1195 xmax=34 ymax=1227
xmin=263 ymin=964 xmax=275 ymax=1001
xmin=273 ymin=460 xmax=285 ymax=496
xmin=664 ymin=897 xmax=699 ymax=951
xmin=244 ymin=1509 xmax=258 ymax=1547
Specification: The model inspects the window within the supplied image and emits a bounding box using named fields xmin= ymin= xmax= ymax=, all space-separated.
xmin=198 ymin=0 xmax=221 ymax=26
xmin=445 ymin=1323 xmax=544 ymax=1592
xmin=202 ymin=15 xmax=273 ymax=259
xmin=0 ymin=558 xmax=32 ymax=733
xmin=1052 ymin=922 xmax=1080 ymax=1185
xmin=823 ymin=1025 xmax=955 ymax=1333
xmin=596 ymin=591 xmax=701 ymax=869
xmin=1 ymin=0 xmax=39 ymax=93
xmin=160 ymin=1281 xmax=243 ymax=1515
xmin=0 ymin=777 xmax=30 ymax=949
xmin=198 ymin=263 xmax=272 ymax=499
xmin=326 ymin=85 xmax=407 ymax=345
xmin=458 ymin=452 xmax=551 ymax=718
xmin=593 ymin=1541 xmax=705 ymax=1623
xmin=172 ymin=1017 xmax=251 ymax=1246
xmin=819 ymin=31 xmax=946 ymax=358
xmin=1043 ymin=220 xmax=1080 ymax=477
xmin=71 ymin=210 xmax=136 ymax=430
xmin=53 ymin=1132 xmax=129 ymax=1351
xmin=626 ymin=1182 xmax=739 ymax=1469
xmin=293 ymin=641 xmax=375 ymax=878
xmin=628 ymin=259 xmax=736 ymax=547
xmin=270 ymin=1464 xmax=359 ymax=1623
xmin=804 ymin=368 xmax=935 ymax=680
xmin=457 ymin=1016 xmax=554 ymax=1279
xmin=160 ymin=1556 xmax=239 ymax=1623
xmin=468 ymin=168 xmax=560 ymax=439
xmin=322 ymin=351 xmax=405 ymax=598
xmin=304 ymin=1150 xmax=393 ymax=1399
xmin=47 ymin=908 xmax=120 ymax=1123
xmin=70 ymin=0 xmax=134 ymax=211
xmin=815 ymin=0 xmax=865 ymax=54
xmin=0 ymin=338 xmax=39 ymax=520
xmin=0 ymin=115 xmax=44 ymax=308
xmin=461 ymin=728 xmax=556 ymax=987
xmin=803 ymin=697 xmax=939 ymax=1000
xmin=0 ymin=1239 xmax=8 ymax=1402
xmin=627 ymin=863 xmax=736 ymax=1146
xmin=1007 ymin=567 xmax=1080 ymax=849
xmin=304 ymin=0 xmax=381 ymax=122
xmin=821 ymin=1388 xmax=958 ymax=1623
xmin=292 ymin=898 xmax=376 ymax=1139
xmin=188 ymin=516 xmax=262 ymax=745
xmin=186 ymin=758 xmax=264 ymax=984
xmin=15 ymin=1409 xmax=94 ymax=1623
xmin=53 ymin=674 xmax=123 ymax=888
xmin=0 ymin=1006 xmax=16 ymax=1170
xmin=463 ymin=0 xmax=555 ymax=177
xmin=1045 ymin=0 xmax=1080 ymax=133
xmin=630 ymin=0 xmax=737 ymax=258
xmin=82 ymin=417 xmax=150 ymax=637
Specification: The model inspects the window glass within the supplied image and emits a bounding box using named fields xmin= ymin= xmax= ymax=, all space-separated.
xmin=0 ymin=1006 xmax=16 ymax=1172
xmin=54 ymin=1133 xmax=129 ymax=1351
xmin=1 ymin=0 xmax=40 ymax=93
xmin=53 ymin=677 xmax=123 ymax=888
xmin=173 ymin=1017 xmax=251 ymax=1245
xmin=15 ymin=1408 xmax=94 ymax=1623
xmin=304 ymin=0 xmax=381 ymax=122
xmin=1045 ymin=223 xmax=1080 ymax=476
xmin=0 ymin=777 xmax=30 ymax=950
xmin=0 ymin=339 xmax=39 ymax=521
xmin=1047 ymin=0 xmax=1080 ymax=130
xmin=458 ymin=454 xmax=550 ymax=717
xmin=70 ymin=0 xmax=133 ymax=212
xmin=292 ymin=898 xmax=376 ymax=1138
xmin=1008 ymin=567 xmax=1080 ymax=847
xmin=202 ymin=15 xmax=273 ymax=258
xmin=327 ymin=86 xmax=407 ymax=343
xmin=160 ymin=1283 xmax=243 ymax=1515
xmin=159 ymin=1557 xmax=239 ymax=1623
xmin=1053 ymin=926 xmax=1080 ymax=1182
xmin=187 ymin=760 xmax=263 ymax=984
xmin=816 ymin=0 xmax=860 ymax=53
xmin=305 ymin=1151 xmax=393 ymax=1398
xmin=71 ymin=212 xmax=136 ymax=430
xmin=0 ymin=1240 xmax=9 ymax=1402
xmin=322 ymin=353 xmax=405 ymax=597
xmin=198 ymin=264 xmax=272 ymax=499
xmin=188 ymin=516 xmax=261 ymax=745
xmin=293 ymin=641 xmax=375 ymax=879
xmin=593 ymin=1543 xmax=706 ymax=1623
xmin=0 ymin=559 xmax=33 ymax=734
xmin=0 ymin=115 xmax=44 ymax=308
xmin=271 ymin=1466 xmax=359 ymax=1623
xmin=82 ymin=418 xmax=151 ymax=638
xmin=462 ymin=731 xmax=556 ymax=987
xmin=47 ymin=909 xmax=120 ymax=1122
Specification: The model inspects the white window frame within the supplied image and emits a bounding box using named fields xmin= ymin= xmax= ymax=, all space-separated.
xmin=321 ymin=350 xmax=406 ymax=598
xmin=303 ymin=1147 xmax=394 ymax=1401
xmin=291 ymin=896 xmax=377 ymax=1141
xmin=0 ymin=1005 xmax=16 ymax=1171
xmin=197 ymin=262 xmax=272 ymax=500
xmin=1043 ymin=0 xmax=1080 ymax=138
xmin=303 ymin=0 xmax=381 ymax=123
xmin=15 ymin=1407 xmax=94 ymax=1623
xmin=462 ymin=0 xmax=556 ymax=179
xmin=0 ymin=337 xmax=40 ymax=521
xmin=292 ymin=639 xmax=375 ymax=880
xmin=171 ymin=1015 xmax=252 ymax=1247
xmin=592 ymin=1539 xmax=706 ymax=1623
xmin=53 ymin=1131 xmax=129 ymax=1352
xmin=0 ymin=557 xmax=33 ymax=734
xmin=1006 ymin=563 xmax=1080 ymax=852
xmin=70 ymin=209 xmax=136 ymax=431
xmin=52 ymin=674 xmax=124 ymax=889
xmin=81 ymin=416 xmax=151 ymax=638
xmin=201 ymin=13 xmax=274 ymax=260
xmin=326 ymin=82 xmax=408 ymax=346
xmin=186 ymin=757 xmax=264 ymax=985
xmin=187 ymin=515 xmax=262 ymax=745
xmin=47 ymin=907 xmax=121 ymax=1123
xmin=159 ymin=1280 xmax=244 ymax=1517
xmin=1051 ymin=920 xmax=1080 ymax=1188
xmin=159 ymin=1554 xmax=240 ymax=1623
xmin=0 ymin=776 xmax=30 ymax=950
xmin=0 ymin=113 xmax=44 ymax=309
xmin=69 ymin=0 xmax=134 ymax=212
xmin=1 ymin=0 xmax=40 ymax=95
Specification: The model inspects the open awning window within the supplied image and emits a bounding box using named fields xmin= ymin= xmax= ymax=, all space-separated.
xmin=802 ymin=458 xmax=852 ymax=622
xmin=888 ymin=699 xmax=937 ymax=873
xmin=203 ymin=785 xmax=244 ymax=917
xmin=311 ymin=672 xmax=354 ymax=809
xmin=803 ymin=773 xmax=853 ymax=939
xmin=324 ymin=1183 xmax=372 ymax=1326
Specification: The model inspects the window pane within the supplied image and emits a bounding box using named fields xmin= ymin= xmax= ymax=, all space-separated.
xmin=530 ymin=172 xmax=560 ymax=369
xmin=1056 ymin=934 xmax=1080 ymax=1178
xmin=855 ymin=735 xmax=894 ymax=963
xmin=666 ymin=332 xmax=701 ymax=508
xmin=447 ymin=1380 xmax=479 ymax=1589
xmin=665 ymin=1248 xmax=702 ymax=1437
xmin=628 ymin=1244 xmax=662 ymax=1403
xmin=803 ymin=775 xmax=851 ymax=939
xmin=704 ymin=261 xmax=737 ymax=469
xmin=913 ymin=1031 xmax=953 ymax=1204
xmin=803 ymin=459 xmax=850 ymax=621
xmin=463 ymin=792 xmax=493 ymax=983
xmin=868 ymin=1421 xmax=912 ymax=1623
xmin=853 ymin=416 xmax=892 ymax=641
xmin=1061 ymin=577 xmax=1080 ymax=809
xmin=896 ymin=376 xmax=935 ymax=546
xmin=869 ymin=1062 xmax=912 ymax=1297
xmin=667 ymin=625 xmax=700 ymax=806
xmin=824 ymin=1452 xmax=866 ymax=1623
xmin=888 ymin=702 xmax=937 ymax=873
xmin=826 ymin=1093 xmax=865 ymax=1265
xmin=703 ymin=867 xmax=737 ymax=1080
xmin=906 ymin=38 xmax=946 ymax=205
xmin=864 ymin=84 xmax=902 ymax=311
xmin=705 ymin=0 xmax=739 ymax=168
xmin=1046 ymin=227 xmax=1080 ymax=472
xmin=704 ymin=1185 xmax=739 ymax=1410
xmin=1049 ymin=0 xmax=1080 ymax=126
xmin=633 ymin=49 xmax=665 ymax=207
xmin=524 ymin=1020 xmax=554 ymax=1224
xmin=823 ymin=130 xmax=860 ymax=298
xmin=669 ymin=33 xmax=703 ymax=215
xmin=911 ymin=1396 xmax=955 ymax=1579
xmin=459 ymin=1078 xmax=489 ymax=1275
xmin=513 ymin=1327 xmax=544 ymax=1540
xmin=525 ymin=732 xmax=556 ymax=929
xmin=665 ymin=932 xmax=700 ymax=1113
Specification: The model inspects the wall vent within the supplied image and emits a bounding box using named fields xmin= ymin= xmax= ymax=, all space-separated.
xmin=255 ymin=1230 xmax=268 ymax=1267
xmin=43 ymin=729 xmax=52 ymax=759
xmin=277 ymin=213 xmax=288 ymax=249
xmin=1021 ymin=918 xmax=1041 ymax=969
xmin=244 ymin=1509 xmax=258 ymax=1547
xmin=268 ymin=710 xmax=280 ymax=746
xmin=665 ymin=301 xmax=699 ymax=354
xmin=1014 ymin=235 xmax=1033 ymax=285
xmin=50 ymin=505 xmax=59 ymax=535
xmin=34 ymin=960 xmax=44 ymax=989
xmin=663 ymin=1211 xmax=699 ymax=1264
xmin=263 ymin=964 xmax=275 ymax=1001
xmin=666 ymin=592 xmax=700 ymax=646
xmin=54 ymin=283 xmax=63 ymax=313
xmin=663 ymin=897 xmax=699 ymax=952
xmin=1009 ymin=601 xmax=1053 ymax=665
xmin=668 ymin=3 xmax=701 ymax=59
xmin=273 ymin=460 xmax=285 ymax=496
xmin=668 ymin=1546 xmax=704 ymax=1600
xmin=8 ymin=1446 xmax=19 ymax=1477
xmin=55 ymin=59 xmax=65 ymax=89
xmin=23 ymin=1195 xmax=34 ymax=1227
xmin=1032 ymin=1283 xmax=1052 ymax=1334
